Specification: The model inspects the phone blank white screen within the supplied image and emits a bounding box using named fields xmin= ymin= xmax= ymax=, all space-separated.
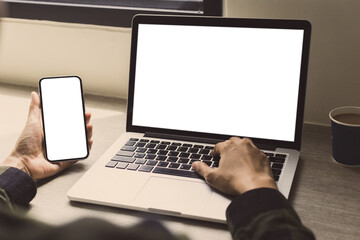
xmin=132 ymin=24 xmax=304 ymax=142
xmin=40 ymin=77 xmax=88 ymax=161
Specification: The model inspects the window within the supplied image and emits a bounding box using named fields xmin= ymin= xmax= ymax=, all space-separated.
xmin=4 ymin=0 xmax=223 ymax=27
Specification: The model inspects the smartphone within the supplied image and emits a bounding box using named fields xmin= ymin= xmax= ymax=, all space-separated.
xmin=39 ymin=76 xmax=89 ymax=162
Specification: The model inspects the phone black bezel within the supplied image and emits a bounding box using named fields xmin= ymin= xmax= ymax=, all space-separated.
xmin=39 ymin=75 xmax=89 ymax=162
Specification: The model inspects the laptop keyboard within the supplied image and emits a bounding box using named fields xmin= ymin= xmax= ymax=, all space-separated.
xmin=105 ymin=138 xmax=287 ymax=181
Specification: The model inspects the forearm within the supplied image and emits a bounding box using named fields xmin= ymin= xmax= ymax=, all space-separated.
xmin=226 ymin=188 xmax=315 ymax=240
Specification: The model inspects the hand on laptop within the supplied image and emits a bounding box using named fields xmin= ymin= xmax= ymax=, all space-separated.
xmin=192 ymin=137 xmax=277 ymax=196
xmin=0 ymin=92 xmax=94 ymax=180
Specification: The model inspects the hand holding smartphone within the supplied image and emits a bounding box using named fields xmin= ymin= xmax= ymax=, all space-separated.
xmin=39 ymin=76 xmax=89 ymax=162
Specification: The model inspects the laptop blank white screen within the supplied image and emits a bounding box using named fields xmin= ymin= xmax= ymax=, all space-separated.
xmin=132 ymin=24 xmax=304 ymax=142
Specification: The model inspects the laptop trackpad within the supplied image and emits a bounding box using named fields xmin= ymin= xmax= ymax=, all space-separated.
xmin=134 ymin=176 xmax=212 ymax=214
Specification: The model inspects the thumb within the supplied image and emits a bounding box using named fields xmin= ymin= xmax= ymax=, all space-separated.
xmin=27 ymin=92 xmax=41 ymax=121
xmin=192 ymin=161 xmax=214 ymax=181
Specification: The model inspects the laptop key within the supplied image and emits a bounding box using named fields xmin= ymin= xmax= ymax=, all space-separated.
xmin=199 ymin=149 xmax=210 ymax=155
xmin=158 ymin=150 xmax=168 ymax=155
xmin=140 ymin=139 xmax=149 ymax=142
xmin=136 ymin=147 xmax=147 ymax=153
xmin=167 ymin=157 xmax=178 ymax=162
xmin=190 ymin=154 xmax=201 ymax=159
xmin=135 ymin=142 xmax=146 ymax=147
xmin=272 ymin=169 xmax=282 ymax=175
xmin=167 ymin=145 xmax=178 ymax=151
xmin=150 ymin=140 xmax=160 ymax=143
xmin=177 ymin=147 xmax=188 ymax=152
xmin=168 ymin=151 xmax=179 ymax=157
xmin=116 ymin=162 xmax=129 ymax=169
xmin=269 ymin=157 xmax=285 ymax=163
xmin=169 ymin=163 xmax=180 ymax=169
xmin=112 ymin=156 xmax=135 ymax=163
xmin=129 ymin=138 xmax=139 ymax=141
xmin=182 ymin=143 xmax=193 ymax=147
xmin=105 ymin=161 xmax=118 ymax=168
xmin=147 ymin=149 xmax=158 ymax=154
xmin=127 ymin=164 xmax=140 ymax=171
xmin=153 ymin=167 xmax=203 ymax=179
xmin=178 ymin=158 xmax=189 ymax=164
xmin=188 ymin=148 xmax=200 ymax=153
xmin=145 ymin=154 xmax=156 ymax=160
xmin=171 ymin=142 xmax=181 ymax=146
xmin=201 ymin=155 xmax=212 ymax=161
xmin=156 ymin=155 xmax=167 ymax=161
xmin=125 ymin=141 xmax=136 ymax=146
xmin=121 ymin=146 xmax=136 ymax=152
xmin=180 ymin=164 xmax=192 ymax=170
xmin=146 ymin=160 xmax=158 ymax=166
xmin=157 ymin=161 xmax=169 ymax=167
xmin=146 ymin=143 xmax=157 ymax=148
xmin=156 ymin=144 xmax=167 ymax=150
xmin=179 ymin=152 xmax=190 ymax=158
xmin=194 ymin=145 xmax=204 ymax=149
xmin=135 ymin=159 xmax=147 ymax=165
xmin=138 ymin=165 xmax=154 ymax=172
xmin=134 ymin=153 xmax=145 ymax=158
xmin=272 ymin=163 xmax=284 ymax=169
xmin=161 ymin=141 xmax=171 ymax=145
xmin=275 ymin=153 xmax=287 ymax=158
xmin=116 ymin=151 xmax=134 ymax=157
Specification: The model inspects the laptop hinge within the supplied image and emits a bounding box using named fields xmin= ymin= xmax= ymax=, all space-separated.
xmin=144 ymin=132 xmax=223 ymax=145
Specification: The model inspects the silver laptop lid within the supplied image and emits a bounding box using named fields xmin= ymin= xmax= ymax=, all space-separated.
xmin=127 ymin=15 xmax=311 ymax=150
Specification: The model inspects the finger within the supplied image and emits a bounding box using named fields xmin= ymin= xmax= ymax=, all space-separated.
xmin=192 ymin=161 xmax=214 ymax=180
xmin=56 ymin=160 xmax=77 ymax=172
xmin=88 ymin=139 xmax=93 ymax=150
xmin=27 ymin=92 xmax=41 ymax=122
xmin=242 ymin=137 xmax=256 ymax=148
xmin=211 ymin=141 xmax=226 ymax=156
xmin=85 ymin=112 xmax=91 ymax=124
xmin=86 ymin=124 xmax=93 ymax=139
xmin=31 ymin=91 xmax=41 ymax=108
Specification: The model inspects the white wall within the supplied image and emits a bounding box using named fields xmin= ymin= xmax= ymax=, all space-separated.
xmin=1 ymin=0 xmax=360 ymax=125
xmin=0 ymin=19 xmax=131 ymax=98
xmin=224 ymin=0 xmax=360 ymax=125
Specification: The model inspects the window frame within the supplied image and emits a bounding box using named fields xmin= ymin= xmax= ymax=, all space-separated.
xmin=3 ymin=0 xmax=223 ymax=27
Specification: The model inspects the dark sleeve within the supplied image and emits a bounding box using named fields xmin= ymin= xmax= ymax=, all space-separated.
xmin=0 ymin=166 xmax=37 ymax=209
xmin=226 ymin=188 xmax=316 ymax=240
xmin=0 ymin=167 xmax=187 ymax=240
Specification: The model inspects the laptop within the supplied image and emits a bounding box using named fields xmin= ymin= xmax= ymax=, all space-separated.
xmin=68 ymin=15 xmax=311 ymax=223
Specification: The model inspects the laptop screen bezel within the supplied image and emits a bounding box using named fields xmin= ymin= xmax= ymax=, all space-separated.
xmin=126 ymin=15 xmax=311 ymax=151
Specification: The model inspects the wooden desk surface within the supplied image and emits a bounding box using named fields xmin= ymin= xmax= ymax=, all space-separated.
xmin=0 ymin=84 xmax=359 ymax=240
